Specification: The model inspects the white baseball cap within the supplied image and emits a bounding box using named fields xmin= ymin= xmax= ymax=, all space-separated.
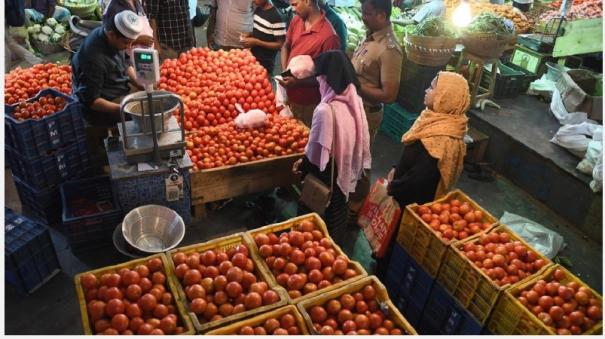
xmin=114 ymin=10 xmax=143 ymax=40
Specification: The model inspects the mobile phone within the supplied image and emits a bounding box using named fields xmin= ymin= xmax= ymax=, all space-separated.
xmin=281 ymin=69 xmax=293 ymax=78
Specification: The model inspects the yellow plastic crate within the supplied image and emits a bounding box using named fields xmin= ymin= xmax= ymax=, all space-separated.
xmin=488 ymin=264 xmax=603 ymax=335
xmin=244 ymin=213 xmax=367 ymax=304
xmin=296 ymin=275 xmax=417 ymax=335
xmin=205 ymin=305 xmax=310 ymax=335
xmin=437 ymin=224 xmax=553 ymax=325
xmin=74 ymin=254 xmax=195 ymax=335
xmin=396 ymin=189 xmax=498 ymax=278
xmin=166 ymin=232 xmax=289 ymax=333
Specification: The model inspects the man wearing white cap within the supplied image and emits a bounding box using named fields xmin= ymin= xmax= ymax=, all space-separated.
xmin=71 ymin=10 xmax=144 ymax=171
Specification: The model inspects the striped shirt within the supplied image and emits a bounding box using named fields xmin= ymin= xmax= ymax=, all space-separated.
xmin=251 ymin=6 xmax=285 ymax=73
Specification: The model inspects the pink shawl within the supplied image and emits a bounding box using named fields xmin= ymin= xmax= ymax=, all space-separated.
xmin=305 ymin=75 xmax=372 ymax=200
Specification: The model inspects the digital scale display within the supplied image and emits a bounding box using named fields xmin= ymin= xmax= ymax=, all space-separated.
xmin=132 ymin=48 xmax=160 ymax=86
xmin=137 ymin=53 xmax=153 ymax=62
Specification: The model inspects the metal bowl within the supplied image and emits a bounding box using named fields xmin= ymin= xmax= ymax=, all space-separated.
xmin=122 ymin=205 xmax=185 ymax=253
xmin=121 ymin=90 xmax=180 ymax=134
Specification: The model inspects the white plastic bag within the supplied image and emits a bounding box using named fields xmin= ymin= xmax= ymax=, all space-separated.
xmin=274 ymin=76 xmax=293 ymax=118
xmin=234 ymin=109 xmax=267 ymax=129
xmin=550 ymin=122 xmax=602 ymax=158
xmin=550 ymin=88 xmax=594 ymax=125
xmin=500 ymin=211 xmax=565 ymax=259
xmin=591 ymin=155 xmax=602 ymax=192
xmin=577 ymin=140 xmax=602 ymax=174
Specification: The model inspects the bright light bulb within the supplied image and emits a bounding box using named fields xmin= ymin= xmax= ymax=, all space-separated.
xmin=452 ymin=2 xmax=472 ymax=28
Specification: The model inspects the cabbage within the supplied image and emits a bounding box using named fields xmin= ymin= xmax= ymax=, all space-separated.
xmin=41 ymin=25 xmax=54 ymax=35
xmin=54 ymin=25 xmax=65 ymax=35
xmin=30 ymin=24 xmax=42 ymax=34
xmin=50 ymin=33 xmax=62 ymax=42
xmin=27 ymin=26 xmax=37 ymax=34
xmin=37 ymin=33 xmax=50 ymax=42
xmin=45 ymin=17 xmax=58 ymax=27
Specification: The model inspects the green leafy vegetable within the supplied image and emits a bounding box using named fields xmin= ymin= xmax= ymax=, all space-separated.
xmin=466 ymin=12 xmax=515 ymax=34
xmin=411 ymin=16 xmax=456 ymax=37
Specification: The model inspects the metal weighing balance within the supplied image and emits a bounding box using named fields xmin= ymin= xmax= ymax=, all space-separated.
xmin=118 ymin=48 xmax=186 ymax=164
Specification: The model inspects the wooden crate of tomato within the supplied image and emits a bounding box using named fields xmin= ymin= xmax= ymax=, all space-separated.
xmin=187 ymin=115 xmax=308 ymax=217
xmin=244 ymin=213 xmax=367 ymax=304
xmin=205 ymin=304 xmax=310 ymax=335
xmin=74 ymin=254 xmax=195 ymax=335
xmin=437 ymin=224 xmax=552 ymax=325
xmin=396 ymin=189 xmax=498 ymax=278
xmin=488 ymin=264 xmax=602 ymax=335
xmin=296 ymin=275 xmax=417 ymax=335
xmin=165 ymin=232 xmax=289 ymax=333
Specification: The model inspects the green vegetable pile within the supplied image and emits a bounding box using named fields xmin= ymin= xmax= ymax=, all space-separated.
xmin=27 ymin=18 xmax=68 ymax=43
xmin=410 ymin=16 xmax=456 ymax=38
xmin=466 ymin=12 xmax=515 ymax=35
xmin=63 ymin=0 xmax=96 ymax=7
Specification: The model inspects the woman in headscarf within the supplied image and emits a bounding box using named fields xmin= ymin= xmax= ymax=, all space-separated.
xmin=376 ymin=71 xmax=470 ymax=278
xmin=292 ymin=50 xmax=372 ymax=248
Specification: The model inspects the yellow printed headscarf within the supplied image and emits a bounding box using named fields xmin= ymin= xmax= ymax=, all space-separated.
xmin=402 ymin=71 xmax=470 ymax=198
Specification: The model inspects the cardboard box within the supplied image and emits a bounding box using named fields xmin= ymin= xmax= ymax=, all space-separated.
xmin=556 ymin=69 xmax=603 ymax=121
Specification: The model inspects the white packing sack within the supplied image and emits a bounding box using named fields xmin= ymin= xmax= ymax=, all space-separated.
xmin=234 ymin=109 xmax=267 ymax=129
xmin=550 ymin=88 xmax=595 ymax=125
xmin=500 ymin=211 xmax=565 ymax=259
xmin=590 ymin=155 xmax=602 ymax=192
xmin=550 ymin=122 xmax=602 ymax=158
xmin=577 ymin=140 xmax=603 ymax=174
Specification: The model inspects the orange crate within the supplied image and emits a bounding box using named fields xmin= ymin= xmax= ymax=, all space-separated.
xmin=296 ymin=275 xmax=417 ymax=335
xmin=166 ymin=232 xmax=289 ymax=333
xmin=74 ymin=254 xmax=195 ymax=335
xmin=396 ymin=189 xmax=498 ymax=278
xmin=437 ymin=224 xmax=553 ymax=325
xmin=205 ymin=305 xmax=310 ymax=335
xmin=244 ymin=213 xmax=367 ymax=304
xmin=488 ymin=264 xmax=603 ymax=335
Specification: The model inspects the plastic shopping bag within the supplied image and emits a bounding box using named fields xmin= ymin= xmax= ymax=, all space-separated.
xmin=357 ymin=178 xmax=402 ymax=258
xmin=274 ymin=77 xmax=293 ymax=118
xmin=234 ymin=108 xmax=267 ymax=129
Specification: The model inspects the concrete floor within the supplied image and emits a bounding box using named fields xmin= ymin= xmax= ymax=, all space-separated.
xmin=5 ymin=19 xmax=603 ymax=335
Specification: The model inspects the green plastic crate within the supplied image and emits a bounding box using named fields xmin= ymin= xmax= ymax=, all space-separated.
xmin=380 ymin=104 xmax=420 ymax=143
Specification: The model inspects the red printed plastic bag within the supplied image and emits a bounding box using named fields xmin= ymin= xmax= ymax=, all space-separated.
xmin=357 ymin=178 xmax=402 ymax=258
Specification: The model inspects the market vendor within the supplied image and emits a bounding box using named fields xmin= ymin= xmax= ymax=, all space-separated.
xmin=392 ymin=0 xmax=445 ymax=25
xmin=377 ymin=71 xmax=470 ymax=279
xmin=278 ymin=0 xmax=341 ymax=127
xmin=71 ymin=10 xmax=143 ymax=169
xmin=348 ymin=0 xmax=402 ymax=213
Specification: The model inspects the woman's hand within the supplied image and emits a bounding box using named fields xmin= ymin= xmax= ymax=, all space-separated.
xmin=277 ymin=76 xmax=298 ymax=88
xmin=387 ymin=168 xmax=395 ymax=182
xmin=292 ymin=158 xmax=303 ymax=174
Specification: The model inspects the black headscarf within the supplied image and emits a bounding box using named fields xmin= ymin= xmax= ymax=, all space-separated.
xmin=313 ymin=50 xmax=360 ymax=95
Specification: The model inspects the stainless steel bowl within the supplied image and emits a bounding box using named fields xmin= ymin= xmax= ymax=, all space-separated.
xmin=122 ymin=205 xmax=185 ymax=253
xmin=121 ymin=90 xmax=180 ymax=134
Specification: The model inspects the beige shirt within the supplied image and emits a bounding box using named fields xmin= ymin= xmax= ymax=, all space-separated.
xmin=351 ymin=24 xmax=403 ymax=107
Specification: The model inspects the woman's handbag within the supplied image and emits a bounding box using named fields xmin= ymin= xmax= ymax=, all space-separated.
xmin=299 ymin=104 xmax=336 ymax=215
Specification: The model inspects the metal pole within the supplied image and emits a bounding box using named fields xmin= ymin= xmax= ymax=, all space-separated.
xmin=146 ymin=88 xmax=161 ymax=163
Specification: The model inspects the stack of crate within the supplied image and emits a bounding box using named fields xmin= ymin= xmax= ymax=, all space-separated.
xmin=379 ymin=103 xmax=420 ymax=143
xmin=5 ymin=208 xmax=61 ymax=295
xmin=5 ymin=89 xmax=88 ymax=225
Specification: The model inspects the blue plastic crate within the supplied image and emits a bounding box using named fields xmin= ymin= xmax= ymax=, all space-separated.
xmin=419 ymin=281 xmax=483 ymax=335
xmin=5 ymin=89 xmax=85 ymax=160
xmin=386 ymin=244 xmax=435 ymax=328
xmin=8 ymin=138 xmax=89 ymax=191
xmin=5 ymin=208 xmax=60 ymax=295
xmin=12 ymin=175 xmax=62 ymax=225
xmin=380 ymin=104 xmax=420 ymax=143
xmin=60 ymin=176 xmax=123 ymax=253
xmin=112 ymin=170 xmax=192 ymax=225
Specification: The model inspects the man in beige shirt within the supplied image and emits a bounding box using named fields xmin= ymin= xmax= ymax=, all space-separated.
xmin=349 ymin=0 xmax=403 ymax=213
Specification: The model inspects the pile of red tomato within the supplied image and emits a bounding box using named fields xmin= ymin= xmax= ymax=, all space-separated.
xmin=235 ymin=311 xmax=302 ymax=335
xmin=186 ymin=115 xmax=308 ymax=170
xmin=80 ymin=257 xmax=186 ymax=335
xmin=159 ymin=48 xmax=277 ymax=130
xmin=254 ymin=219 xmax=360 ymax=300
xmin=462 ymin=231 xmax=549 ymax=286
xmin=5 ymin=63 xmax=71 ymax=105
xmin=11 ymin=94 xmax=67 ymax=121
xmin=170 ymin=244 xmax=281 ymax=324
xmin=305 ymin=283 xmax=405 ymax=335
xmin=417 ymin=198 xmax=493 ymax=241
xmin=517 ymin=268 xmax=602 ymax=334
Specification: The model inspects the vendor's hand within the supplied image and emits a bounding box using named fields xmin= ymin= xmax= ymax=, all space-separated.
xmin=277 ymin=76 xmax=298 ymax=88
xmin=137 ymin=35 xmax=155 ymax=47
xmin=241 ymin=37 xmax=256 ymax=49
xmin=387 ymin=168 xmax=395 ymax=182
xmin=292 ymin=158 xmax=303 ymax=174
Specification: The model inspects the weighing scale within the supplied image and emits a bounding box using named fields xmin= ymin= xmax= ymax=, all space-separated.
xmin=118 ymin=48 xmax=186 ymax=164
